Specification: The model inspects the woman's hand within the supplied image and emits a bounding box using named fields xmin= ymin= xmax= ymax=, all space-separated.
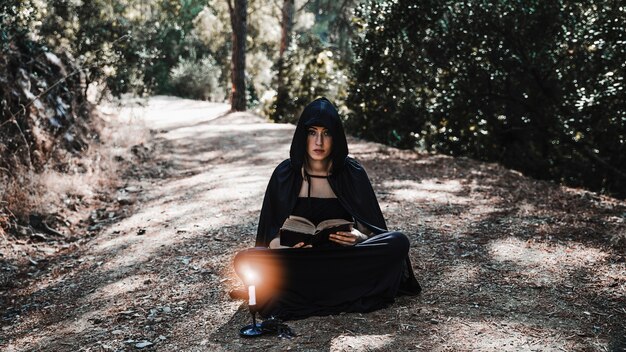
xmin=269 ymin=237 xmax=312 ymax=249
xmin=292 ymin=242 xmax=312 ymax=248
xmin=329 ymin=229 xmax=368 ymax=246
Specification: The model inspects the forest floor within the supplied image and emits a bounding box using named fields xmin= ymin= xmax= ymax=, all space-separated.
xmin=1 ymin=96 xmax=625 ymax=351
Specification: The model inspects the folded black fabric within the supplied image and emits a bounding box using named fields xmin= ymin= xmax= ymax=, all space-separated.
xmin=234 ymin=231 xmax=421 ymax=320
xmin=260 ymin=318 xmax=296 ymax=339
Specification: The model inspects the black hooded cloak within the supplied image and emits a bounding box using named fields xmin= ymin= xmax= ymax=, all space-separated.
xmin=237 ymin=97 xmax=420 ymax=320
xmin=256 ymin=97 xmax=388 ymax=246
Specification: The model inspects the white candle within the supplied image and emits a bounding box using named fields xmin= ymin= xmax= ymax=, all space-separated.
xmin=248 ymin=285 xmax=256 ymax=306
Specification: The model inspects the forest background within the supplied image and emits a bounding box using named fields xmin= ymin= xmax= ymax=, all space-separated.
xmin=1 ymin=0 xmax=625 ymax=234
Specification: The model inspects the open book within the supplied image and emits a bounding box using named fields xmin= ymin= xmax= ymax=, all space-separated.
xmin=279 ymin=215 xmax=353 ymax=247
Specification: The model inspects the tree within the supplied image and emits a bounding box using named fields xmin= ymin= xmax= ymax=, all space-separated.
xmin=347 ymin=0 xmax=626 ymax=198
xmin=271 ymin=0 xmax=295 ymax=122
xmin=226 ymin=0 xmax=248 ymax=111
xmin=265 ymin=0 xmax=361 ymax=123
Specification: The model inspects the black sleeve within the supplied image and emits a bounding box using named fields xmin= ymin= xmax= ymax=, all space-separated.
xmin=255 ymin=160 xmax=300 ymax=247
xmin=256 ymin=167 xmax=281 ymax=247
xmin=331 ymin=157 xmax=388 ymax=235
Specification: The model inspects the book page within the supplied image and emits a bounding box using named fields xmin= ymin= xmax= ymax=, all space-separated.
xmin=281 ymin=216 xmax=353 ymax=236
xmin=315 ymin=219 xmax=353 ymax=233
xmin=281 ymin=216 xmax=315 ymax=235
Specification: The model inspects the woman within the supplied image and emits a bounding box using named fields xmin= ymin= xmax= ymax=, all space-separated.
xmin=234 ymin=97 xmax=420 ymax=320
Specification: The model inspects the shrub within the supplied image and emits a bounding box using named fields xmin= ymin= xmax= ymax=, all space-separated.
xmin=265 ymin=37 xmax=349 ymax=123
xmin=347 ymin=0 xmax=626 ymax=197
xmin=169 ymin=54 xmax=225 ymax=101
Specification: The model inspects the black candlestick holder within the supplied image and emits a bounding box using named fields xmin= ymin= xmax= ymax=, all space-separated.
xmin=239 ymin=305 xmax=263 ymax=337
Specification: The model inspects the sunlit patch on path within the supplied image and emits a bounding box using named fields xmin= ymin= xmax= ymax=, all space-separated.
xmin=489 ymin=237 xmax=607 ymax=271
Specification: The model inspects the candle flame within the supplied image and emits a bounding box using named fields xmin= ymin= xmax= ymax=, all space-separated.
xmin=242 ymin=266 xmax=259 ymax=285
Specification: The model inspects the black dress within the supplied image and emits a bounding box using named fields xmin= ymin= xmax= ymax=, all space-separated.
xmin=235 ymin=97 xmax=420 ymax=320
xmin=234 ymin=197 xmax=413 ymax=320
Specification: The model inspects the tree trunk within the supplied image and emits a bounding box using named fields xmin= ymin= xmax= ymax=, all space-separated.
xmin=274 ymin=0 xmax=295 ymax=119
xmin=227 ymin=0 xmax=247 ymax=111
xmin=280 ymin=0 xmax=295 ymax=58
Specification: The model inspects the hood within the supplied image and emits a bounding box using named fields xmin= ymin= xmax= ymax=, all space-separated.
xmin=289 ymin=97 xmax=348 ymax=173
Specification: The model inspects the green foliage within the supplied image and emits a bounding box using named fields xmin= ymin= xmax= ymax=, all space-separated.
xmin=265 ymin=36 xmax=349 ymax=123
xmin=136 ymin=0 xmax=210 ymax=94
xmin=265 ymin=1 xmax=359 ymax=123
xmin=169 ymin=53 xmax=224 ymax=101
xmin=306 ymin=0 xmax=361 ymax=62
xmin=192 ymin=0 xmax=283 ymax=107
xmin=30 ymin=0 xmax=211 ymax=97
xmin=347 ymin=0 xmax=626 ymax=197
xmin=1 ymin=0 xmax=96 ymax=211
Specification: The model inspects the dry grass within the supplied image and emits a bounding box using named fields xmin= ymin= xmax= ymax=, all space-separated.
xmin=0 ymin=107 xmax=150 ymax=259
xmin=1 ymin=168 xmax=41 ymax=224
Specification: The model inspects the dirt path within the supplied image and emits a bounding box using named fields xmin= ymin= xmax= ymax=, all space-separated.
xmin=2 ymin=96 xmax=625 ymax=351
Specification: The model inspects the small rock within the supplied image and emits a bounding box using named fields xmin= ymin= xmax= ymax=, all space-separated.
xmin=88 ymin=224 xmax=103 ymax=232
xmin=31 ymin=233 xmax=48 ymax=242
xmin=137 ymin=228 xmax=146 ymax=236
xmin=111 ymin=329 xmax=124 ymax=335
xmin=117 ymin=190 xmax=134 ymax=205
xmin=118 ymin=197 xmax=134 ymax=205
xmin=135 ymin=341 xmax=153 ymax=349
xmin=430 ymin=318 xmax=439 ymax=324
xmin=162 ymin=306 xmax=171 ymax=313
xmin=125 ymin=186 xmax=141 ymax=193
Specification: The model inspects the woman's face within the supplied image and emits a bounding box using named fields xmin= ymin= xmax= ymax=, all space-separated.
xmin=306 ymin=126 xmax=333 ymax=162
